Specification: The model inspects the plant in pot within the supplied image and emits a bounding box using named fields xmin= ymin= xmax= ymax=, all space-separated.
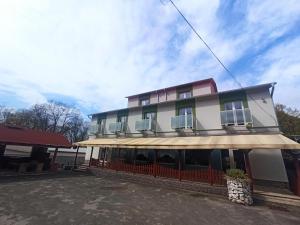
xmin=225 ymin=169 xmax=253 ymax=205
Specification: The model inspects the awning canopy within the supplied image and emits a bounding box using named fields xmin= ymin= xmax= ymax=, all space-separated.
xmin=74 ymin=134 xmax=300 ymax=150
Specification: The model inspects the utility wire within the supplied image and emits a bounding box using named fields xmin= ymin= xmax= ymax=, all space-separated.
xmin=166 ymin=0 xmax=278 ymax=124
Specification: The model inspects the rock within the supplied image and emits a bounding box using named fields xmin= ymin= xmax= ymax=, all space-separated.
xmin=226 ymin=178 xmax=253 ymax=206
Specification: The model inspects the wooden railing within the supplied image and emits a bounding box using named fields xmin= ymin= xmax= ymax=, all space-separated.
xmin=92 ymin=159 xmax=226 ymax=186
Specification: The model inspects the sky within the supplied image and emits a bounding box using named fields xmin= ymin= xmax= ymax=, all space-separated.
xmin=0 ymin=0 xmax=300 ymax=116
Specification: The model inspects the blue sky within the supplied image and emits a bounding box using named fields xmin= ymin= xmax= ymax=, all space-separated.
xmin=0 ymin=0 xmax=300 ymax=116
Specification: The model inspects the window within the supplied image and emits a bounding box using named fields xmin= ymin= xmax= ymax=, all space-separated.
xmin=178 ymin=91 xmax=192 ymax=100
xmin=178 ymin=107 xmax=192 ymax=116
xmin=223 ymin=101 xmax=245 ymax=125
xmin=97 ymin=119 xmax=105 ymax=133
xmin=144 ymin=112 xmax=156 ymax=120
xmin=140 ymin=98 xmax=150 ymax=106
xmin=117 ymin=115 xmax=127 ymax=123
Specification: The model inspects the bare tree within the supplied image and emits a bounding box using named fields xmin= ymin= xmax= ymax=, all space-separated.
xmin=0 ymin=102 xmax=88 ymax=142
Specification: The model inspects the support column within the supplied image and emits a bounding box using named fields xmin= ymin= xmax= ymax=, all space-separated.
xmin=178 ymin=150 xmax=182 ymax=181
xmin=208 ymin=150 xmax=213 ymax=185
xmin=97 ymin=147 xmax=101 ymax=167
xmin=293 ymin=157 xmax=300 ymax=196
xmin=102 ymin=147 xmax=105 ymax=168
xmin=153 ymin=150 xmax=158 ymax=177
xmin=243 ymin=150 xmax=253 ymax=192
xmin=229 ymin=149 xmax=235 ymax=169
xmin=0 ymin=144 xmax=6 ymax=156
xmin=89 ymin=146 xmax=94 ymax=167
xmin=73 ymin=146 xmax=80 ymax=169
xmin=51 ymin=147 xmax=58 ymax=170
xmin=133 ymin=149 xmax=137 ymax=166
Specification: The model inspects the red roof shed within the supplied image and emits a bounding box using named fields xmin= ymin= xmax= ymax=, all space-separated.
xmin=0 ymin=125 xmax=72 ymax=148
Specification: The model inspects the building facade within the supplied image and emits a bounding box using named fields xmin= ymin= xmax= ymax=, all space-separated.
xmin=85 ymin=78 xmax=289 ymax=184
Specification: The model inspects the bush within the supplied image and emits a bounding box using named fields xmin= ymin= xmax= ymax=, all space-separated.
xmin=226 ymin=169 xmax=248 ymax=180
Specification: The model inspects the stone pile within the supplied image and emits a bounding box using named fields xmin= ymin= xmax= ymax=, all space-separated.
xmin=227 ymin=178 xmax=253 ymax=205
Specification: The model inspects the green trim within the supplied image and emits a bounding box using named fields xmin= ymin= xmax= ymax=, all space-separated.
xmin=175 ymin=99 xmax=195 ymax=116
xmin=142 ymin=105 xmax=157 ymax=114
xmin=142 ymin=104 xmax=157 ymax=118
xmin=219 ymin=90 xmax=248 ymax=110
xmin=117 ymin=109 xmax=128 ymax=117
xmin=176 ymin=85 xmax=193 ymax=99
xmin=93 ymin=113 xmax=107 ymax=121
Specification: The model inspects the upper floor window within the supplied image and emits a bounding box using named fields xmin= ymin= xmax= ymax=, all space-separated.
xmin=144 ymin=112 xmax=156 ymax=120
xmin=222 ymin=101 xmax=249 ymax=125
xmin=178 ymin=91 xmax=192 ymax=100
xmin=140 ymin=98 xmax=150 ymax=106
xmin=97 ymin=118 xmax=105 ymax=133
xmin=178 ymin=107 xmax=192 ymax=116
xmin=117 ymin=115 xmax=127 ymax=123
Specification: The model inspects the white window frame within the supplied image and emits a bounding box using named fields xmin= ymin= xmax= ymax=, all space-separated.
xmin=140 ymin=98 xmax=150 ymax=106
xmin=224 ymin=101 xmax=246 ymax=126
xmin=178 ymin=91 xmax=192 ymax=100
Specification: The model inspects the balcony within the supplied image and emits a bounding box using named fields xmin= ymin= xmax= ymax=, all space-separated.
xmin=135 ymin=119 xmax=154 ymax=131
xmin=88 ymin=121 xmax=100 ymax=135
xmin=109 ymin=122 xmax=125 ymax=133
xmin=171 ymin=114 xmax=193 ymax=129
xmin=220 ymin=108 xmax=252 ymax=126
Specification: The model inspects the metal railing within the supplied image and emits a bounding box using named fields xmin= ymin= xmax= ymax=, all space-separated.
xmin=88 ymin=123 xmax=100 ymax=135
xmin=135 ymin=118 xmax=153 ymax=131
xmin=171 ymin=114 xmax=193 ymax=129
xmin=220 ymin=108 xmax=252 ymax=126
xmin=108 ymin=122 xmax=124 ymax=133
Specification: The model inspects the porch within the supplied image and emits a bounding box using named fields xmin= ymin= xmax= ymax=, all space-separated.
xmin=75 ymin=134 xmax=300 ymax=191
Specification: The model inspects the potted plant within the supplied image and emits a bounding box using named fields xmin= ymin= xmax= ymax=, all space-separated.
xmin=246 ymin=122 xmax=253 ymax=129
xmin=225 ymin=169 xmax=253 ymax=205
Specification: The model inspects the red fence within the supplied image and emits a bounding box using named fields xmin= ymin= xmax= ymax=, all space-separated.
xmin=93 ymin=159 xmax=226 ymax=186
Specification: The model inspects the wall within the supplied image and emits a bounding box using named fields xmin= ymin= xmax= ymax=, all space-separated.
xmin=249 ymin=149 xmax=288 ymax=182
xmin=246 ymin=88 xmax=279 ymax=128
xmin=4 ymin=145 xmax=32 ymax=156
xmin=127 ymin=108 xmax=143 ymax=135
xmin=158 ymin=91 xmax=167 ymax=103
xmin=195 ymin=96 xmax=222 ymax=132
xmin=150 ymin=93 xmax=158 ymax=104
xmin=103 ymin=112 xmax=118 ymax=135
xmin=156 ymin=102 xmax=176 ymax=133
xmin=166 ymin=89 xmax=177 ymax=101
xmin=193 ymin=84 xmax=212 ymax=96
xmin=128 ymin=97 xmax=139 ymax=108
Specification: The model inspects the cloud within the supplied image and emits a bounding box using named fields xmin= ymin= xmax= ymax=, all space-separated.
xmin=0 ymin=0 xmax=299 ymax=114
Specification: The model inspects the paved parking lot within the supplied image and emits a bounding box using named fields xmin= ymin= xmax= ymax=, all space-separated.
xmin=0 ymin=172 xmax=299 ymax=225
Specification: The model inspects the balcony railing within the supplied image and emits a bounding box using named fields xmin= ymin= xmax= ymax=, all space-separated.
xmin=171 ymin=114 xmax=193 ymax=129
xmin=109 ymin=122 xmax=125 ymax=133
xmin=135 ymin=118 xmax=154 ymax=131
xmin=220 ymin=108 xmax=252 ymax=126
xmin=88 ymin=122 xmax=100 ymax=135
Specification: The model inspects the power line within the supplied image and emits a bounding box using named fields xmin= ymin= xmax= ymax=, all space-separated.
xmin=165 ymin=0 xmax=278 ymax=124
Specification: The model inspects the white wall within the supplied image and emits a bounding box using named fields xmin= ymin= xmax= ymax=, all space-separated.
xmin=4 ymin=145 xmax=32 ymax=156
xmin=246 ymin=88 xmax=279 ymax=128
xmin=150 ymin=93 xmax=158 ymax=104
xmin=166 ymin=89 xmax=176 ymax=101
xmin=249 ymin=149 xmax=288 ymax=182
xmin=104 ymin=112 xmax=117 ymax=134
xmin=193 ymin=85 xmax=212 ymax=96
xmin=157 ymin=102 xmax=176 ymax=132
xmin=195 ymin=96 xmax=222 ymax=131
xmin=127 ymin=108 xmax=142 ymax=134
xmin=128 ymin=97 xmax=139 ymax=108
